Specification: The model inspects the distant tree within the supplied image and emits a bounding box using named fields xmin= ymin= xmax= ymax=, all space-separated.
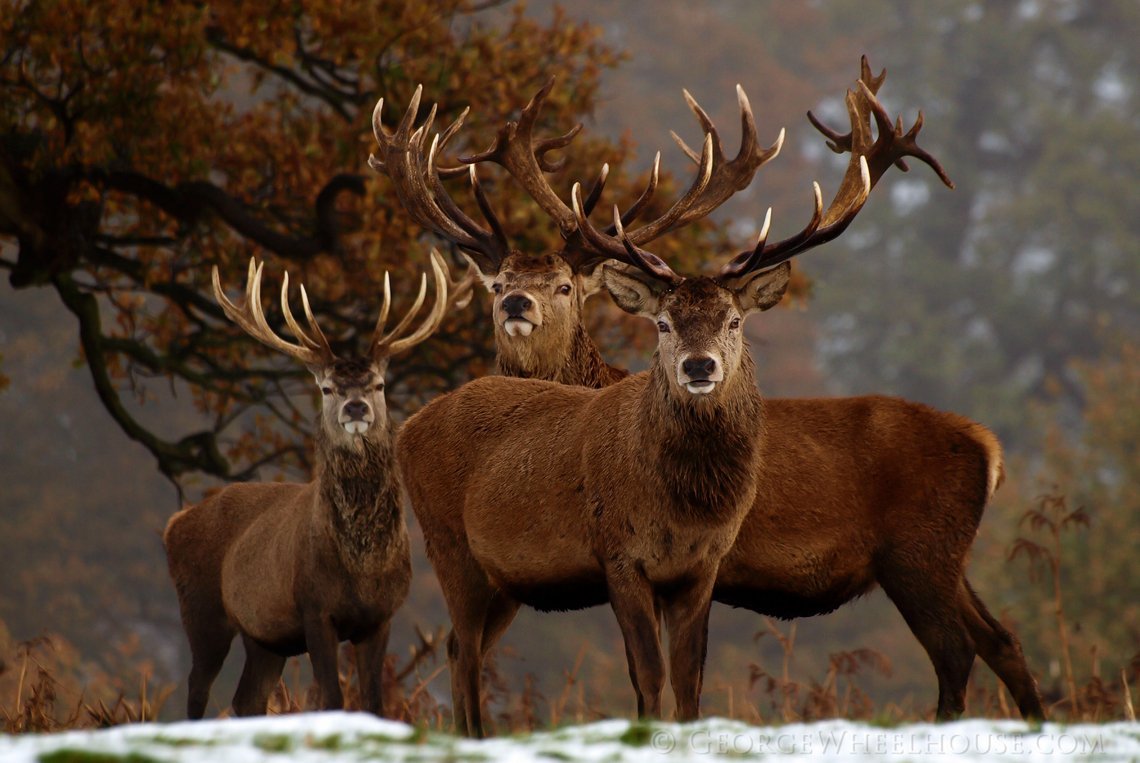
xmin=0 ymin=0 xmax=683 ymax=488
xmin=804 ymin=0 xmax=1140 ymax=447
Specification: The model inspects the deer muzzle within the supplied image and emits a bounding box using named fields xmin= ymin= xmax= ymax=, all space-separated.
xmin=678 ymin=354 xmax=724 ymax=395
xmin=500 ymin=290 xmax=541 ymax=337
xmin=339 ymin=399 xmax=374 ymax=434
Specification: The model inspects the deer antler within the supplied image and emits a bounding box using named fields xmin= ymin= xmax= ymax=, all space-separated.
xmin=212 ymin=259 xmax=337 ymax=367
xmin=460 ymin=78 xmax=676 ymax=272
xmin=369 ymin=88 xmax=510 ymax=273
xmin=371 ymin=249 xmax=454 ymax=359
xmin=717 ymin=54 xmax=954 ymax=279
xmin=459 ymin=77 xmax=584 ymax=240
xmin=444 ymin=254 xmax=479 ymax=311
xmin=556 ymin=84 xmax=784 ymax=272
xmin=633 ymin=84 xmax=785 ymax=241
xmin=807 ymin=55 xmax=954 ymax=189
xmin=568 ymin=55 xmax=951 ymax=286
xmin=571 ymin=185 xmax=684 ymax=286
xmin=214 ymin=252 xmax=464 ymax=366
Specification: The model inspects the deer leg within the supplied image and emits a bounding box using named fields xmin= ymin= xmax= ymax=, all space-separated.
xmin=960 ymin=579 xmax=1045 ymax=720
xmin=623 ymin=597 xmax=663 ymax=717
xmin=355 ymin=620 xmax=391 ymax=717
xmin=304 ymin=612 xmax=345 ymax=710
xmin=623 ymin=640 xmax=644 ymax=718
xmin=662 ymin=572 xmax=716 ymax=722
xmin=445 ymin=630 xmax=470 ymax=736
xmin=479 ymin=590 xmax=521 ymax=656
xmin=606 ymin=567 xmax=666 ymax=719
xmin=231 ymin=635 xmax=286 ymax=716
xmin=431 ymin=534 xmax=505 ymax=737
xmin=441 ymin=579 xmax=498 ymax=738
xmin=184 ymin=622 xmax=234 ymax=719
xmin=880 ymin=571 xmax=975 ymax=720
xmin=447 ymin=623 xmax=489 ymax=738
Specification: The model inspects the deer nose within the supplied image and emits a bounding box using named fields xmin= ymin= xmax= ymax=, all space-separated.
xmin=502 ymin=293 xmax=533 ymax=317
xmin=682 ymin=356 xmax=718 ymax=379
xmin=342 ymin=400 xmax=370 ymax=421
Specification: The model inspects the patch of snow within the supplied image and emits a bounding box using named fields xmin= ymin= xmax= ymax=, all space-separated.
xmin=2 ymin=714 xmax=1139 ymax=762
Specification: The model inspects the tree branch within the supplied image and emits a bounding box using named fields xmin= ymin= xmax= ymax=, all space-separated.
xmin=99 ymin=170 xmax=366 ymax=261
xmin=52 ymin=272 xmax=234 ymax=481
xmin=205 ymin=24 xmax=357 ymax=119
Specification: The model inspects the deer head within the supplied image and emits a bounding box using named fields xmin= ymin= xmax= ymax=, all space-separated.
xmin=571 ymin=56 xmax=953 ymax=401
xmin=211 ymin=250 xmax=468 ymax=442
xmin=368 ymin=79 xmax=782 ymax=361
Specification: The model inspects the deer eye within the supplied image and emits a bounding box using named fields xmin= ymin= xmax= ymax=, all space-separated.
xmin=729 ymin=317 xmax=741 ymax=330
xmin=374 ymin=382 xmax=385 ymax=392
xmin=558 ymin=284 xmax=572 ymax=295
xmin=657 ymin=320 xmax=671 ymax=333
xmin=492 ymin=283 xmax=503 ymax=295
xmin=320 ymin=387 xmax=333 ymax=396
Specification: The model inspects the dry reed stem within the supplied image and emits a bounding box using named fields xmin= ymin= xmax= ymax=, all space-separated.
xmin=1123 ymin=669 xmax=1135 ymax=722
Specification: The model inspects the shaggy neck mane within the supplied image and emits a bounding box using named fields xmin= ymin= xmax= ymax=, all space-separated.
xmin=315 ymin=420 xmax=401 ymax=561
xmin=496 ymin=323 xmax=627 ymax=389
xmin=638 ymin=352 xmax=764 ymax=522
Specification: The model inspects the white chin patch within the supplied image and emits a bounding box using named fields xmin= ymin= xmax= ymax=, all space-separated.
xmin=685 ymin=381 xmax=716 ymax=395
xmin=503 ymin=319 xmax=534 ymax=337
xmin=342 ymin=421 xmax=370 ymax=435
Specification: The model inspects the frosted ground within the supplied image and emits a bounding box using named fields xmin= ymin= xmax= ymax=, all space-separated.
xmin=4 ymin=714 xmax=1140 ymax=762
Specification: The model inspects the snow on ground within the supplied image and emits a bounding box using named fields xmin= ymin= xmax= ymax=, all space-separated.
xmin=2 ymin=713 xmax=1139 ymax=762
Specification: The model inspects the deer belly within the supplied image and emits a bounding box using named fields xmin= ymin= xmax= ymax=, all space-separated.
xmin=464 ymin=495 xmax=602 ymax=611
xmin=715 ymin=522 xmax=877 ymax=617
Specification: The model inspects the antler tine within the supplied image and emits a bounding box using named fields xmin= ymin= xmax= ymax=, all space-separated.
xmin=462 ymin=163 xmax=509 ymax=252
xmin=372 ymin=271 xmax=393 ymax=338
xmin=459 ymin=76 xmax=581 ymax=238
xmin=369 ymin=91 xmax=509 ymax=271
xmin=376 ymin=250 xmax=452 ymax=358
xmin=444 ymin=250 xmax=479 ymax=311
xmin=580 ymin=163 xmax=610 ymax=218
xmin=605 ymin=153 xmax=661 ymax=234
xmin=380 ymin=271 xmax=428 ymax=348
xmin=534 ymin=124 xmax=584 ymax=173
xmin=434 ymin=106 xmax=472 ymax=179
xmin=212 ymin=259 xmax=335 ymax=366
xmin=279 ymin=272 xmax=331 ymax=354
xmin=645 ymin=84 xmax=783 ymax=243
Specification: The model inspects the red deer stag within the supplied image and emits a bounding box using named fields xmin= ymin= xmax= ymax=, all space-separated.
xmin=392 ymin=58 xmax=1045 ymax=733
xmin=370 ymin=77 xmax=782 ymax=387
xmin=164 ymin=250 xmax=472 ymax=718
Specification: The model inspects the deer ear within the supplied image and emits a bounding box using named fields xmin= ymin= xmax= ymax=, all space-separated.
xmin=602 ymin=264 xmax=666 ymax=317
xmin=461 ymin=252 xmax=501 ymax=292
xmin=576 ymin=260 xmax=609 ymax=300
xmin=579 ymin=260 xmax=641 ymax=302
xmin=730 ymin=261 xmax=790 ymax=315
